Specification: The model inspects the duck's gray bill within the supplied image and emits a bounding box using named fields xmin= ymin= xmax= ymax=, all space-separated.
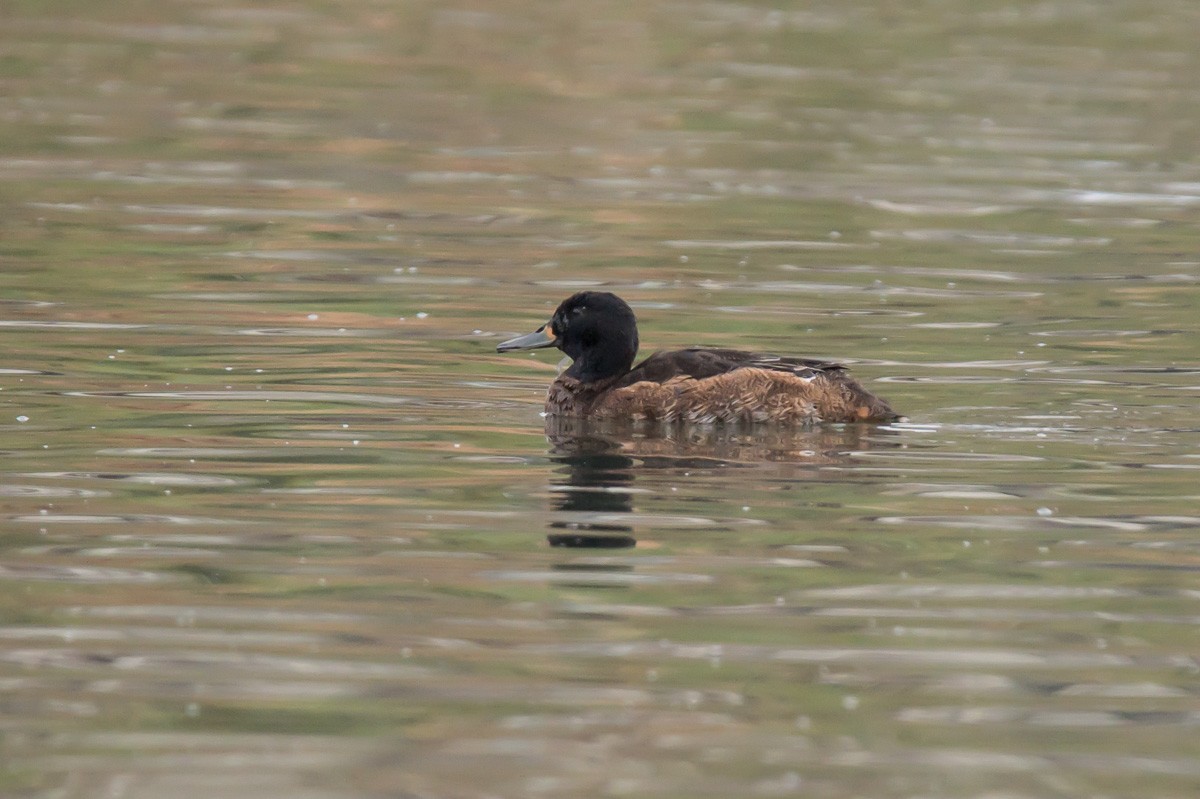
xmin=496 ymin=325 xmax=557 ymax=352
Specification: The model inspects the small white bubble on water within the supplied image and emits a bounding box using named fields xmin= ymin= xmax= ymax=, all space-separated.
xmin=1037 ymin=507 xmax=1053 ymax=517
xmin=352 ymin=440 xmax=360 ymax=445
xmin=224 ymin=366 xmax=233 ymax=372
xmin=185 ymin=703 xmax=200 ymax=718
xmin=842 ymin=695 xmax=860 ymax=711
xmin=307 ymin=313 xmax=319 ymax=320
xmin=679 ymin=255 xmax=689 ymax=263
xmin=416 ymin=312 xmax=428 ymax=319
xmin=16 ymin=415 xmax=29 ymax=422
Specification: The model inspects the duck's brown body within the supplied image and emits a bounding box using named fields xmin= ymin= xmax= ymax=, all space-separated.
xmin=546 ymin=348 xmax=898 ymax=424
xmin=498 ymin=292 xmax=900 ymax=426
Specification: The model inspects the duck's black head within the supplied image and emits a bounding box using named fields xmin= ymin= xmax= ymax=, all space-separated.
xmin=497 ymin=291 xmax=639 ymax=383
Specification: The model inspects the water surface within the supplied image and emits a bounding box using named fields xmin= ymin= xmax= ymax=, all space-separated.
xmin=2 ymin=2 xmax=1199 ymax=797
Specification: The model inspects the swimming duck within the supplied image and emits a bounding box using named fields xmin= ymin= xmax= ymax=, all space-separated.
xmin=497 ymin=291 xmax=900 ymax=425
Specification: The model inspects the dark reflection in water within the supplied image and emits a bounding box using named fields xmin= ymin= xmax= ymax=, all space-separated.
xmin=546 ymin=428 xmax=638 ymax=549
xmin=545 ymin=418 xmax=902 ymax=548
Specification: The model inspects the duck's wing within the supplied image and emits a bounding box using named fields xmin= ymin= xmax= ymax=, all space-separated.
xmin=616 ymin=347 xmax=844 ymax=388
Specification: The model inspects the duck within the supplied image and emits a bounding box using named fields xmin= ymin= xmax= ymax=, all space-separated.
xmin=497 ymin=291 xmax=901 ymax=425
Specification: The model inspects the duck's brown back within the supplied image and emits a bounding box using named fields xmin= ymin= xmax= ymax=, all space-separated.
xmin=546 ymin=348 xmax=899 ymax=424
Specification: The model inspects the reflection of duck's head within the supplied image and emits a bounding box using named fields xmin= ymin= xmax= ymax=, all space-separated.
xmin=498 ymin=291 xmax=901 ymax=425
xmin=497 ymin=291 xmax=639 ymax=382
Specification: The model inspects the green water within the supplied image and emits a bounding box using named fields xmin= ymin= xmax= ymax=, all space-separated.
xmin=2 ymin=1 xmax=1199 ymax=797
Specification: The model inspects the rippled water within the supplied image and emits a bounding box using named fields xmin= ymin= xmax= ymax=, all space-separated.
xmin=2 ymin=2 xmax=1199 ymax=797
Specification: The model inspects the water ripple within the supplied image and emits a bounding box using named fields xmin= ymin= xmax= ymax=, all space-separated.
xmin=25 ymin=471 xmax=248 ymax=487
xmin=66 ymin=605 xmax=367 ymax=626
xmin=487 ymin=570 xmax=713 ymax=586
xmin=873 ymin=515 xmax=1189 ymax=532
xmin=898 ymin=706 xmax=1199 ymax=728
xmin=0 ymin=563 xmax=169 ymax=583
xmin=64 ymin=389 xmax=415 ymax=406
xmin=0 ymin=485 xmax=110 ymax=498
xmin=97 ymin=447 xmax=260 ymax=458
xmin=0 ymin=649 xmax=428 ymax=679
xmin=663 ymin=238 xmax=858 ymax=250
xmin=0 ymin=320 xmax=147 ymax=330
xmin=62 ymin=389 xmax=508 ymax=411
xmin=517 ymin=640 xmax=1133 ymax=669
xmin=801 ymin=584 xmax=1141 ymax=600
xmin=12 ymin=513 xmax=243 ymax=526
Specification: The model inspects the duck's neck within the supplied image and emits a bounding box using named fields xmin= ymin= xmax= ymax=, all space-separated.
xmin=547 ymin=371 xmax=624 ymax=417
xmin=564 ymin=345 xmax=635 ymax=384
